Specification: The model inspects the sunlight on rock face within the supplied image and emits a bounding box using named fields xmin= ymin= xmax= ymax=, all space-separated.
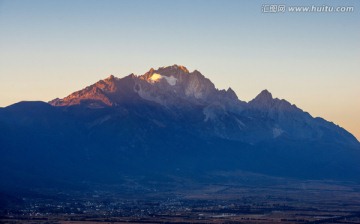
xmin=150 ymin=73 xmax=163 ymax=82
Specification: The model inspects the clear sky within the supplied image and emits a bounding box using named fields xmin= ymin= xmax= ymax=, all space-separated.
xmin=0 ymin=0 xmax=359 ymax=140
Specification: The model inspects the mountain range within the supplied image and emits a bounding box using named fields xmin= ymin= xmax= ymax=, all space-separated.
xmin=49 ymin=65 xmax=358 ymax=146
xmin=0 ymin=65 xmax=359 ymax=193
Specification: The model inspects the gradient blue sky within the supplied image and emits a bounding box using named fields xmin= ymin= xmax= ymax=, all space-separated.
xmin=0 ymin=0 xmax=359 ymax=139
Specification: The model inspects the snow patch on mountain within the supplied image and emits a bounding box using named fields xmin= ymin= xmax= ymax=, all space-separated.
xmin=163 ymin=76 xmax=177 ymax=86
xmin=149 ymin=73 xmax=177 ymax=86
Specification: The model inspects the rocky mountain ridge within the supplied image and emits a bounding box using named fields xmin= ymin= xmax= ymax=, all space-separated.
xmin=48 ymin=65 xmax=359 ymax=146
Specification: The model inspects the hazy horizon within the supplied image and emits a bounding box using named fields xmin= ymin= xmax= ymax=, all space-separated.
xmin=0 ymin=0 xmax=359 ymax=139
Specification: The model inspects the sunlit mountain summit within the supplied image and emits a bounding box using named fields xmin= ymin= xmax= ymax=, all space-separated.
xmin=49 ymin=64 xmax=358 ymax=146
xmin=50 ymin=65 xmax=237 ymax=108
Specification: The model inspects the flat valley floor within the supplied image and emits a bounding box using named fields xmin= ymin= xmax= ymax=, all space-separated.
xmin=1 ymin=172 xmax=360 ymax=223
